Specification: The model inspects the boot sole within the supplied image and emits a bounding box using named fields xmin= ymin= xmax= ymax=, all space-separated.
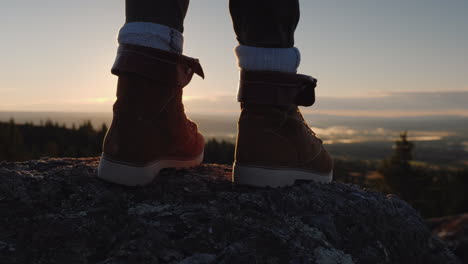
xmin=232 ymin=163 xmax=333 ymax=187
xmin=97 ymin=152 xmax=204 ymax=186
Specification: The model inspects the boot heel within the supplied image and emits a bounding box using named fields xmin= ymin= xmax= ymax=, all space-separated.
xmin=98 ymin=153 xmax=203 ymax=186
xmin=232 ymin=163 xmax=333 ymax=188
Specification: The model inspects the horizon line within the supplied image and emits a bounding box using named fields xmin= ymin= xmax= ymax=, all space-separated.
xmin=1 ymin=109 xmax=468 ymax=119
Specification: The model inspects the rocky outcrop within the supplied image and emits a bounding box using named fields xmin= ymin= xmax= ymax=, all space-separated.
xmin=0 ymin=158 xmax=460 ymax=264
xmin=428 ymin=213 xmax=468 ymax=263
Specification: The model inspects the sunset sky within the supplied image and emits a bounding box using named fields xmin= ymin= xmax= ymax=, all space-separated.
xmin=1 ymin=0 xmax=467 ymax=116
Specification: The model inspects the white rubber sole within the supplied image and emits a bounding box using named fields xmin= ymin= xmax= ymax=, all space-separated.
xmin=97 ymin=152 xmax=204 ymax=186
xmin=232 ymin=163 xmax=333 ymax=188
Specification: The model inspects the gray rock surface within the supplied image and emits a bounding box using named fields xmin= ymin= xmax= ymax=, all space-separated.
xmin=428 ymin=213 xmax=468 ymax=263
xmin=0 ymin=158 xmax=460 ymax=264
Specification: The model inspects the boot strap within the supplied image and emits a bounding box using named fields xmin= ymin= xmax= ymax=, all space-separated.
xmin=237 ymin=70 xmax=317 ymax=106
xmin=111 ymin=44 xmax=204 ymax=87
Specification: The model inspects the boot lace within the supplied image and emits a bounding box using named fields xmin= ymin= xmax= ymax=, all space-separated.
xmin=296 ymin=107 xmax=323 ymax=144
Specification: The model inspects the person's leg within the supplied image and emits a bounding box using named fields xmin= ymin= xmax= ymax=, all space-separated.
xmin=125 ymin=0 xmax=189 ymax=33
xmin=230 ymin=0 xmax=299 ymax=48
xmin=122 ymin=0 xmax=188 ymax=53
xmin=98 ymin=0 xmax=205 ymax=186
xmin=230 ymin=0 xmax=333 ymax=187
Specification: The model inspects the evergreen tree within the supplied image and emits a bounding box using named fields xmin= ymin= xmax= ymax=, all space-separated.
xmin=379 ymin=131 xmax=416 ymax=200
xmin=3 ymin=119 xmax=26 ymax=161
xmin=391 ymin=131 xmax=414 ymax=167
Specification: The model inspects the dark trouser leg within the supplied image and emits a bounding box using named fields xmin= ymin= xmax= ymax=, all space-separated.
xmin=229 ymin=0 xmax=300 ymax=48
xmin=126 ymin=0 xmax=190 ymax=33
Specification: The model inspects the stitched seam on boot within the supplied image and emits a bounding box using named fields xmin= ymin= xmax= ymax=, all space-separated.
xmin=169 ymin=29 xmax=182 ymax=54
xmin=305 ymin=145 xmax=324 ymax=164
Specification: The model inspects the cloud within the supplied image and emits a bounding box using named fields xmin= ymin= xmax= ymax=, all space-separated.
xmin=463 ymin=142 xmax=468 ymax=152
xmin=184 ymin=90 xmax=468 ymax=117
xmin=3 ymin=89 xmax=467 ymax=117
xmin=311 ymin=126 xmax=453 ymax=144
xmin=315 ymin=90 xmax=468 ymax=111
xmin=184 ymin=95 xmax=239 ymax=114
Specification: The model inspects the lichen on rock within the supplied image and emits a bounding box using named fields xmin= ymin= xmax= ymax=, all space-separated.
xmin=0 ymin=158 xmax=461 ymax=263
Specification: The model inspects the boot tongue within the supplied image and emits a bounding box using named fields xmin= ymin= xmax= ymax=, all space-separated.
xmin=189 ymin=58 xmax=205 ymax=79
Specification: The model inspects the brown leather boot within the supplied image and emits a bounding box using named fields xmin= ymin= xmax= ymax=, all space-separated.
xmin=98 ymin=44 xmax=205 ymax=186
xmin=232 ymin=71 xmax=333 ymax=187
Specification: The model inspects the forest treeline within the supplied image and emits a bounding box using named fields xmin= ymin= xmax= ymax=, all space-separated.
xmin=0 ymin=119 xmax=467 ymax=218
xmin=0 ymin=119 xmax=107 ymax=161
xmin=0 ymin=119 xmax=235 ymax=164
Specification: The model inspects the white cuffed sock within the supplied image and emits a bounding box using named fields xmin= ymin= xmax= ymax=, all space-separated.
xmin=118 ymin=22 xmax=184 ymax=54
xmin=235 ymin=45 xmax=301 ymax=73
